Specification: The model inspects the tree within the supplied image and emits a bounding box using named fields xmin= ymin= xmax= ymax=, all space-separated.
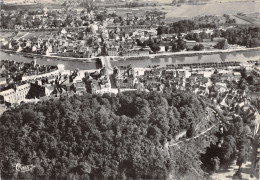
xmin=215 ymin=40 xmax=228 ymax=49
xmin=33 ymin=165 xmax=45 ymax=177
xmin=241 ymin=68 xmax=247 ymax=79
xmin=171 ymin=42 xmax=178 ymax=52
xmin=186 ymin=123 xmax=196 ymax=138
xmin=177 ymin=38 xmax=186 ymax=50
xmin=220 ymin=135 xmax=237 ymax=161
xmin=136 ymin=39 xmax=146 ymax=47
xmin=199 ymin=44 xmax=204 ymax=50
xmin=236 ymin=135 xmax=250 ymax=171
xmin=193 ymin=33 xmax=201 ymax=42
xmin=1 ymin=159 xmax=15 ymax=179
xmin=148 ymin=40 xmax=160 ymax=52
xmin=235 ymin=105 xmax=241 ymax=114
xmin=157 ymin=26 xmax=169 ymax=35
xmin=6 ymin=19 xmax=15 ymax=29
xmin=193 ymin=44 xmax=204 ymax=51
xmin=0 ymin=92 xmax=223 ymax=180
xmin=246 ymin=76 xmax=254 ymax=85
xmin=238 ymin=79 xmax=247 ymax=90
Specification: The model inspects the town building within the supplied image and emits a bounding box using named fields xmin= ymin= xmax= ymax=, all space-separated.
xmin=113 ymin=64 xmax=137 ymax=88
xmin=184 ymin=40 xmax=198 ymax=49
xmin=74 ymin=82 xmax=86 ymax=95
xmin=247 ymin=92 xmax=260 ymax=100
xmin=0 ymin=83 xmax=30 ymax=105
xmin=86 ymin=67 xmax=111 ymax=94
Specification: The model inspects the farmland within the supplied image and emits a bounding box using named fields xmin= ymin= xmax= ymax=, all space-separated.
xmin=234 ymin=12 xmax=260 ymax=25
xmin=107 ymin=1 xmax=260 ymax=23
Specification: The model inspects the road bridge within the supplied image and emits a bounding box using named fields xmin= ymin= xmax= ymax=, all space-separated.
xmin=100 ymin=56 xmax=113 ymax=75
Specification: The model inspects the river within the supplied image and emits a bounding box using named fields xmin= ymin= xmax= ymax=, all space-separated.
xmin=111 ymin=50 xmax=260 ymax=68
xmin=0 ymin=51 xmax=102 ymax=70
xmin=1 ymin=50 xmax=260 ymax=70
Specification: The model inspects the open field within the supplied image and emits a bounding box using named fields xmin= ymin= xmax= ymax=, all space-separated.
xmin=234 ymin=12 xmax=260 ymax=25
xmin=164 ymin=2 xmax=260 ymax=20
xmin=230 ymin=15 xmax=252 ymax=24
xmin=108 ymin=1 xmax=260 ymax=23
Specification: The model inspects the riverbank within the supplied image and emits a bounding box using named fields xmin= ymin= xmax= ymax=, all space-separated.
xmin=118 ymin=47 xmax=260 ymax=61
xmin=124 ymin=47 xmax=260 ymax=60
xmin=0 ymin=49 xmax=99 ymax=62
xmin=43 ymin=54 xmax=99 ymax=62
xmin=1 ymin=47 xmax=260 ymax=63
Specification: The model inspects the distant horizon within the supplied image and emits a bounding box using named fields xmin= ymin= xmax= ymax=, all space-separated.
xmin=3 ymin=0 xmax=260 ymax=4
xmin=157 ymin=0 xmax=260 ymax=4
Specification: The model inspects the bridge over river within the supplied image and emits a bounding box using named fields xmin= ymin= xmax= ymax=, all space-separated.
xmin=99 ymin=56 xmax=113 ymax=75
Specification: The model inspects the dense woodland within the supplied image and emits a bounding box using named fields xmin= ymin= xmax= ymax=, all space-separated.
xmin=157 ymin=21 xmax=260 ymax=48
xmin=217 ymin=27 xmax=260 ymax=48
xmin=0 ymin=90 xmax=256 ymax=180
xmin=0 ymin=91 xmax=220 ymax=180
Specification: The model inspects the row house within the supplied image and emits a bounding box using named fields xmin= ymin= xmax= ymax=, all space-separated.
xmin=0 ymin=84 xmax=31 ymax=105
xmin=247 ymin=92 xmax=260 ymax=100
xmin=144 ymin=69 xmax=161 ymax=79
xmin=200 ymin=41 xmax=218 ymax=49
xmin=115 ymin=77 xmax=136 ymax=88
xmin=74 ymin=82 xmax=86 ymax=95
xmin=88 ymin=80 xmax=100 ymax=94
xmin=107 ymin=47 xmax=118 ymax=56
xmin=14 ymin=25 xmax=25 ymax=30
xmin=121 ymin=49 xmax=149 ymax=57
xmin=188 ymin=73 xmax=204 ymax=83
xmin=139 ymin=50 xmax=149 ymax=56
xmin=161 ymin=69 xmax=177 ymax=79
xmin=88 ymin=77 xmax=110 ymax=94
xmin=22 ymin=69 xmax=59 ymax=81
xmin=176 ymin=70 xmax=186 ymax=78
xmin=213 ymin=37 xmax=226 ymax=42
xmin=184 ymin=40 xmax=198 ymax=49
xmin=174 ymin=77 xmax=186 ymax=87
xmin=212 ymin=72 xmax=241 ymax=82
xmin=161 ymin=69 xmax=188 ymax=79
xmin=81 ymin=48 xmax=98 ymax=58
xmin=86 ymin=68 xmax=111 ymax=94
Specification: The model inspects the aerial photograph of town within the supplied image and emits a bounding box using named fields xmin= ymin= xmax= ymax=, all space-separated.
xmin=0 ymin=0 xmax=260 ymax=179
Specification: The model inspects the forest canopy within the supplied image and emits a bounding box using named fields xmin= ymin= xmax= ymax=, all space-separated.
xmin=0 ymin=91 xmax=218 ymax=180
